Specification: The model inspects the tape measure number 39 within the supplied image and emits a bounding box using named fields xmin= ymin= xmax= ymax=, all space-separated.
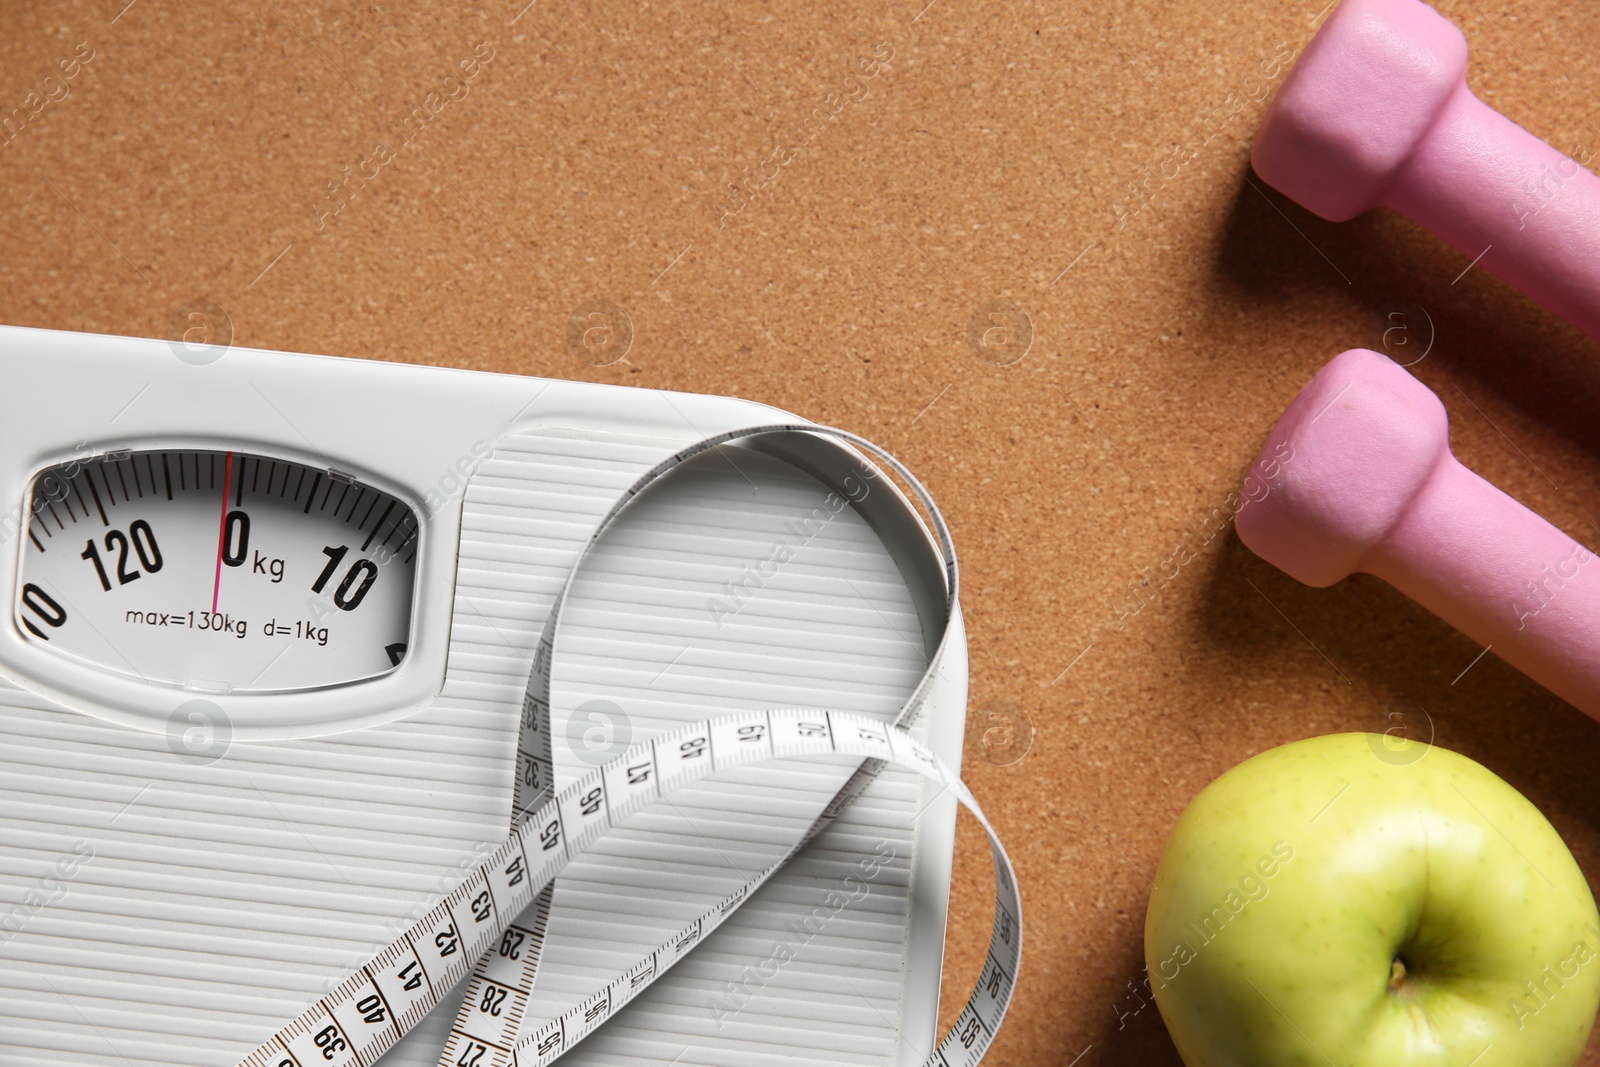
xmin=235 ymin=425 xmax=1023 ymax=1067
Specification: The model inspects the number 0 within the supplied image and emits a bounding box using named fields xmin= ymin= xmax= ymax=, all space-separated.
xmin=222 ymin=511 xmax=249 ymax=567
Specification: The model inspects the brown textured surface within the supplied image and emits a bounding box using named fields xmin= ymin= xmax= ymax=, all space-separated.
xmin=5 ymin=0 xmax=1600 ymax=1062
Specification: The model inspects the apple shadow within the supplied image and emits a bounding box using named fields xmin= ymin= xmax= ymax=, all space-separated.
xmin=1081 ymin=932 xmax=1187 ymax=1065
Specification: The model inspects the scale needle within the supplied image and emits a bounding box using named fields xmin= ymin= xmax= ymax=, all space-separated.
xmin=211 ymin=451 xmax=234 ymax=615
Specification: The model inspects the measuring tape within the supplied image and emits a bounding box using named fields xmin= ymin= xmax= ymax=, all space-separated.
xmin=232 ymin=426 xmax=1021 ymax=1067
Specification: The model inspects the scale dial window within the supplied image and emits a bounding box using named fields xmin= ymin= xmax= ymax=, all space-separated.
xmin=14 ymin=449 xmax=419 ymax=693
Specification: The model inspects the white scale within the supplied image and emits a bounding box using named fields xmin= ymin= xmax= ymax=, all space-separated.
xmin=0 ymin=325 xmax=1018 ymax=1067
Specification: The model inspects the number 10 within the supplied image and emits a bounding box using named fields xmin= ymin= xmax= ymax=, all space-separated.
xmin=312 ymin=545 xmax=378 ymax=611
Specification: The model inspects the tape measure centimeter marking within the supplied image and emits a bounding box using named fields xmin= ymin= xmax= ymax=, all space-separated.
xmin=449 ymin=423 xmax=965 ymax=1064
xmin=232 ymin=425 xmax=1018 ymax=1067
xmin=235 ymin=711 xmax=1020 ymax=1067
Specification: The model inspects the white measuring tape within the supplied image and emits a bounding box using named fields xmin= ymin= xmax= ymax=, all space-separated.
xmin=234 ymin=426 xmax=1021 ymax=1067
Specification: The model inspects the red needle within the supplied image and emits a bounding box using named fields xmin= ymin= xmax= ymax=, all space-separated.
xmin=211 ymin=451 xmax=234 ymax=615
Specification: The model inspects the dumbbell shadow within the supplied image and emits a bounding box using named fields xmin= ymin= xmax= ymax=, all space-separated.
xmin=1214 ymin=172 xmax=1600 ymax=463
xmin=1199 ymin=533 xmax=1600 ymax=813
xmin=1194 ymin=427 xmax=1600 ymax=795
xmin=1200 ymin=529 xmax=1513 ymax=711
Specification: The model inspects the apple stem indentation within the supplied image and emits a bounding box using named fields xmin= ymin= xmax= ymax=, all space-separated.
xmin=1389 ymin=956 xmax=1409 ymax=995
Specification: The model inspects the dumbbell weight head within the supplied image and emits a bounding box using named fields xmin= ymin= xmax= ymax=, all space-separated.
xmin=1237 ymin=348 xmax=1448 ymax=586
xmin=1252 ymin=0 xmax=1468 ymax=221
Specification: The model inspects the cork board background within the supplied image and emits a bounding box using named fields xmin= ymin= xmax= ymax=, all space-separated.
xmin=5 ymin=0 xmax=1600 ymax=1062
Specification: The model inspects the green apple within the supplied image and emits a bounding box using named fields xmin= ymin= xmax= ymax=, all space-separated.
xmin=1145 ymin=733 xmax=1600 ymax=1067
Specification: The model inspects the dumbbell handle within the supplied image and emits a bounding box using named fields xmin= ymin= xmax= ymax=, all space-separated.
xmin=1384 ymin=82 xmax=1600 ymax=341
xmin=1365 ymin=452 xmax=1600 ymax=713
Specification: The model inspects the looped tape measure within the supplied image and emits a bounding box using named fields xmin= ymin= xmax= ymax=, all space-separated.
xmin=234 ymin=426 xmax=1021 ymax=1067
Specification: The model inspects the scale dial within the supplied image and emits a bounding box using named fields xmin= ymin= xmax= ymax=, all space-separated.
xmin=14 ymin=449 xmax=419 ymax=694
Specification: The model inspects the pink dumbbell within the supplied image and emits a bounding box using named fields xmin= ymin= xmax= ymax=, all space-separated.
xmin=1253 ymin=0 xmax=1600 ymax=341
xmin=1236 ymin=348 xmax=1600 ymax=718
